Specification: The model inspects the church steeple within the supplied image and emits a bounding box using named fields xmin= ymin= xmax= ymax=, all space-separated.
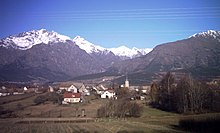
xmin=125 ymin=75 xmax=129 ymax=88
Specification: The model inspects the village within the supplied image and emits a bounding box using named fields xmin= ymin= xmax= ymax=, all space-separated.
xmin=0 ymin=75 xmax=162 ymax=124
xmin=0 ymin=73 xmax=220 ymax=133
xmin=0 ymin=77 xmax=151 ymax=104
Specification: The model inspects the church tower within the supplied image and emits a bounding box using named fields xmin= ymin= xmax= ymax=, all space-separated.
xmin=125 ymin=76 xmax=129 ymax=88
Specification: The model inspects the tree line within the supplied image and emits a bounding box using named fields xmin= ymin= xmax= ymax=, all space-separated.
xmin=34 ymin=92 xmax=63 ymax=105
xmin=97 ymin=99 xmax=142 ymax=118
xmin=97 ymin=88 xmax=143 ymax=118
xmin=150 ymin=72 xmax=220 ymax=114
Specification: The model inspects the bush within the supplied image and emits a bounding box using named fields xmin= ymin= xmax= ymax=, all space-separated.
xmin=34 ymin=95 xmax=47 ymax=105
xmin=47 ymin=92 xmax=63 ymax=104
xmin=129 ymin=102 xmax=143 ymax=117
xmin=16 ymin=103 xmax=24 ymax=110
xmin=97 ymin=99 xmax=143 ymax=118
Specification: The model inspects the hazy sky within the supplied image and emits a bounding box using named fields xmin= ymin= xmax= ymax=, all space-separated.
xmin=1 ymin=0 xmax=220 ymax=48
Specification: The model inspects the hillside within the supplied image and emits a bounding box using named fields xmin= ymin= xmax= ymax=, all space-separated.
xmin=0 ymin=29 xmax=151 ymax=82
xmin=107 ymin=30 xmax=220 ymax=84
xmin=0 ymin=30 xmax=220 ymax=83
xmin=0 ymin=42 xmax=105 ymax=82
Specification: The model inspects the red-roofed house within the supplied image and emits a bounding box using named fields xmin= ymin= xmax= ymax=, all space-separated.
xmin=63 ymin=92 xmax=81 ymax=104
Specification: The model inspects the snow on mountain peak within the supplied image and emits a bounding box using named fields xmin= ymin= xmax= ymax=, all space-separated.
xmin=109 ymin=46 xmax=152 ymax=58
xmin=0 ymin=29 xmax=71 ymax=50
xmin=72 ymin=37 xmax=152 ymax=58
xmin=73 ymin=36 xmax=108 ymax=54
xmin=190 ymin=30 xmax=220 ymax=40
xmin=0 ymin=29 xmax=152 ymax=58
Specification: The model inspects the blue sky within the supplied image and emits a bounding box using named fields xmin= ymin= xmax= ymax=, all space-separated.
xmin=1 ymin=0 xmax=220 ymax=48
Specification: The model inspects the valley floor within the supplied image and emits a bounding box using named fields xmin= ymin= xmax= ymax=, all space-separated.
xmin=1 ymin=110 xmax=220 ymax=133
xmin=0 ymin=93 xmax=220 ymax=133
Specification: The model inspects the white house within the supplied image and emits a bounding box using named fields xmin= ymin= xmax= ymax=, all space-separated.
xmin=101 ymin=90 xmax=116 ymax=99
xmin=93 ymin=86 xmax=103 ymax=95
xmin=13 ymin=92 xmax=24 ymax=95
xmin=63 ymin=92 xmax=81 ymax=104
xmin=78 ymin=84 xmax=90 ymax=95
xmin=83 ymin=89 xmax=90 ymax=96
xmin=59 ymin=85 xmax=78 ymax=93
xmin=0 ymin=87 xmax=9 ymax=96
xmin=129 ymin=85 xmax=151 ymax=94
xmin=99 ymin=85 xmax=108 ymax=91
xmin=0 ymin=92 xmax=10 ymax=96
xmin=142 ymin=86 xmax=151 ymax=94
xmin=23 ymin=87 xmax=28 ymax=91
xmin=68 ymin=85 xmax=78 ymax=93
xmin=78 ymin=84 xmax=86 ymax=93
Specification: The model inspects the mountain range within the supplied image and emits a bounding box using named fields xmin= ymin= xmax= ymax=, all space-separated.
xmin=0 ymin=29 xmax=150 ymax=82
xmin=108 ymin=30 xmax=220 ymax=84
xmin=0 ymin=29 xmax=220 ymax=83
xmin=0 ymin=29 xmax=151 ymax=58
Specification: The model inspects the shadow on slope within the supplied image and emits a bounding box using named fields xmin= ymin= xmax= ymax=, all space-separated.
xmin=172 ymin=116 xmax=220 ymax=133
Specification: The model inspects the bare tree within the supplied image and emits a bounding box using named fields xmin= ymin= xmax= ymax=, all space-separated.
xmin=150 ymin=82 xmax=159 ymax=104
xmin=158 ymin=72 xmax=175 ymax=111
xmin=97 ymin=99 xmax=143 ymax=118
xmin=176 ymin=76 xmax=190 ymax=113
xmin=188 ymin=80 xmax=208 ymax=113
xmin=176 ymin=75 xmax=209 ymax=113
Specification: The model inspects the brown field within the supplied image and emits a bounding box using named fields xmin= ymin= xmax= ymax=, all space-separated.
xmin=0 ymin=93 xmax=36 ymax=105
xmin=0 ymin=93 xmax=220 ymax=133
xmin=1 ymin=93 xmax=45 ymax=112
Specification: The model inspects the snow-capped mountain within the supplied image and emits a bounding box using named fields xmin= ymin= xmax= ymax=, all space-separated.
xmin=73 ymin=36 xmax=152 ymax=58
xmin=0 ymin=29 xmax=152 ymax=58
xmin=73 ymin=36 xmax=110 ymax=54
xmin=109 ymin=46 xmax=152 ymax=59
xmin=0 ymin=29 xmax=219 ymax=82
xmin=190 ymin=30 xmax=220 ymax=41
xmin=109 ymin=30 xmax=220 ymax=84
xmin=0 ymin=29 xmax=71 ymax=50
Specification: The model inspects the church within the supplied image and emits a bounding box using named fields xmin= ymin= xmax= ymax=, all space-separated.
xmin=121 ymin=76 xmax=130 ymax=88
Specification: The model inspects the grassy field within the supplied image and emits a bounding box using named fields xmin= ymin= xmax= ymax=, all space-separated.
xmin=0 ymin=94 xmax=220 ymax=133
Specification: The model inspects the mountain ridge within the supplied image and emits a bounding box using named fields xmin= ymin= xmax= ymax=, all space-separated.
xmin=106 ymin=30 xmax=220 ymax=84
xmin=0 ymin=29 xmax=71 ymax=50
xmin=0 ymin=29 xmax=152 ymax=59
xmin=72 ymin=35 xmax=152 ymax=59
xmin=0 ymin=42 xmax=106 ymax=82
xmin=0 ymin=29 xmax=219 ymax=83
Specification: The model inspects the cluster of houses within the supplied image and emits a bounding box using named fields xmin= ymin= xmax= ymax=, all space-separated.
xmin=60 ymin=83 xmax=117 ymax=104
xmin=59 ymin=83 xmax=89 ymax=104
xmin=60 ymin=78 xmax=151 ymax=104
xmin=0 ymin=86 xmax=35 ymax=96
xmin=0 ymin=85 xmax=51 ymax=97
xmin=0 ymin=78 xmax=151 ymax=105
